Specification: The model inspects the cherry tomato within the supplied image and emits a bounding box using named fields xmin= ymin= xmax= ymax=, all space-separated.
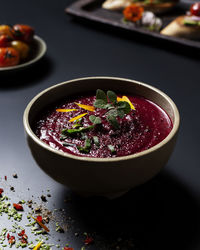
xmin=0 ymin=35 xmax=12 ymax=47
xmin=190 ymin=2 xmax=200 ymax=16
xmin=0 ymin=47 xmax=20 ymax=67
xmin=13 ymin=24 xmax=34 ymax=43
xmin=11 ymin=40 xmax=30 ymax=60
xmin=0 ymin=25 xmax=14 ymax=37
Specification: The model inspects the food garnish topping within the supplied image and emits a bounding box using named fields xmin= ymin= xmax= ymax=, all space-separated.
xmin=117 ymin=95 xmax=135 ymax=110
xmin=58 ymin=89 xmax=136 ymax=154
xmin=56 ymin=109 xmax=78 ymax=112
xmin=75 ymin=102 xmax=95 ymax=111
xmin=123 ymin=4 xmax=144 ymax=22
xmin=183 ymin=2 xmax=200 ymax=25
xmin=69 ymin=113 xmax=88 ymax=123
xmin=122 ymin=4 xmax=162 ymax=30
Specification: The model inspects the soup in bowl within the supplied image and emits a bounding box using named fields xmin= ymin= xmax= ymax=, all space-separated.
xmin=23 ymin=77 xmax=180 ymax=197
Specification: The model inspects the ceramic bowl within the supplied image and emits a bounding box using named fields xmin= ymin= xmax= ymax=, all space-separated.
xmin=23 ymin=77 xmax=180 ymax=198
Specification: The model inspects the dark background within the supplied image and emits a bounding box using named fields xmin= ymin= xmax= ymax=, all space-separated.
xmin=0 ymin=0 xmax=200 ymax=249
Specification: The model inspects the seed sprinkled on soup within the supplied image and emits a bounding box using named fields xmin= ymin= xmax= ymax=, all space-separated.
xmin=34 ymin=89 xmax=172 ymax=158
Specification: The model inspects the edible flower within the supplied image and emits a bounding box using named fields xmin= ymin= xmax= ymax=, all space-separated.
xmin=56 ymin=109 xmax=77 ymax=112
xmin=117 ymin=96 xmax=135 ymax=110
xmin=31 ymin=215 xmax=50 ymax=232
xmin=33 ymin=241 xmax=43 ymax=250
xmin=69 ymin=113 xmax=88 ymax=123
xmin=123 ymin=4 xmax=144 ymax=22
xmin=75 ymin=102 xmax=95 ymax=112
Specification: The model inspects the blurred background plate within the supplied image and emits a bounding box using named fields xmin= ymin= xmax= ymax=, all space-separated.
xmin=66 ymin=0 xmax=200 ymax=50
xmin=0 ymin=35 xmax=47 ymax=72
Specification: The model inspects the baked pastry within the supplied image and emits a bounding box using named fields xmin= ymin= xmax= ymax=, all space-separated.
xmin=102 ymin=0 xmax=132 ymax=11
xmin=160 ymin=2 xmax=200 ymax=39
xmin=102 ymin=0 xmax=179 ymax=13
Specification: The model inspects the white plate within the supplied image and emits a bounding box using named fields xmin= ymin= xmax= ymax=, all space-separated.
xmin=0 ymin=35 xmax=47 ymax=71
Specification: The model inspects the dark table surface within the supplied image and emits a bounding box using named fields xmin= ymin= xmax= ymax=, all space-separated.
xmin=0 ymin=0 xmax=200 ymax=249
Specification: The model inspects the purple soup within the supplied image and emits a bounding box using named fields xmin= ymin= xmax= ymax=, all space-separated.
xmin=34 ymin=91 xmax=172 ymax=158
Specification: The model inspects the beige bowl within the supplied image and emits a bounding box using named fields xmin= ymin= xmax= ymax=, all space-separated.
xmin=23 ymin=77 xmax=180 ymax=198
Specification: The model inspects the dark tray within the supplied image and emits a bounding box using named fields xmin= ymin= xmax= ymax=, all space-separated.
xmin=65 ymin=0 xmax=200 ymax=50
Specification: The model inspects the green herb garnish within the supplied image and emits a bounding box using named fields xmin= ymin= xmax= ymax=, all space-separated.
xmin=94 ymin=89 xmax=131 ymax=129
xmin=93 ymin=136 xmax=100 ymax=147
xmin=77 ymin=138 xmax=91 ymax=153
xmin=89 ymin=115 xmax=102 ymax=125
xmin=61 ymin=125 xmax=95 ymax=135
xmin=62 ymin=142 xmax=76 ymax=147
xmin=108 ymin=145 xmax=116 ymax=153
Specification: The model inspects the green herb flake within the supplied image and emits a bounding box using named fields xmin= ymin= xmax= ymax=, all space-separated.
xmin=77 ymin=138 xmax=91 ymax=154
xmin=62 ymin=125 xmax=94 ymax=135
xmin=93 ymin=136 xmax=100 ymax=147
xmin=108 ymin=145 xmax=116 ymax=153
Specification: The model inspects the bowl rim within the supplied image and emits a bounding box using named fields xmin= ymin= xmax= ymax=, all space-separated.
xmin=0 ymin=35 xmax=47 ymax=71
xmin=23 ymin=76 xmax=180 ymax=163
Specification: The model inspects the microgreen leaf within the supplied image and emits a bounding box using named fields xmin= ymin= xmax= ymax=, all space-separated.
xmin=107 ymin=90 xmax=117 ymax=104
xmin=96 ymin=89 xmax=107 ymax=103
xmin=89 ymin=115 xmax=102 ymax=125
xmin=60 ymin=135 xmax=67 ymax=140
xmin=104 ymin=103 xmax=114 ymax=109
xmin=106 ymin=109 xmax=118 ymax=117
xmin=85 ymin=138 xmax=91 ymax=148
xmin=106 ymin=113 xmax=119 ymax=129
xmin=116 ymin=101 xmax=131 ymax=114
xmin=62 ymin=142 xmax=76 ymax=147
xmin=117 ymin=109 xmax=125 ymax=118
xmin=72 ymin=123 xmax=82 ymax=128
xmin=93 ymin=136 xmax=100 ymax=147
xmin=94 ymin=99 xmax=107 ymax=109
xmin=77 ymin=138 xmax=91 ymax=153
xmin=61 ymin=125 xmax=95 ymax=135
xmin=108 ymin=145 xmax=116 ymax=153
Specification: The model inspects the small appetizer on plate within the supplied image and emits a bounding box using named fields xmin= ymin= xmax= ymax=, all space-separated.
xmin=160 ymin=2 xmax=200 ymax=39
xmin=102 ymin=0 xmax=179 ymax=13
xmin=123 ymin=4 xmax=163 ymax=31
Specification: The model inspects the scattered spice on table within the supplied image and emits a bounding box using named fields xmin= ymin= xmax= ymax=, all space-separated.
xmin=13 ymin=203 xmax=24 ymax=211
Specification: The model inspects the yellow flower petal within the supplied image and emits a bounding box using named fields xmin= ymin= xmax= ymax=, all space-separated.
xmin=56 ymin=109 xmax=77 ymax=112
xmin=117 ymin=96 xmax=136 ymax=110
xmin=117 ymin=97 xmax=124 ymax=102
xmin=75 ymin=102 xmax=95 ymax=112
xmin=69 ymin=113 xmax=88 ymax=123
xmin=33 ymin=242 xmax=43 ymax=250
xmin=122 ymin=96 xmax=136 ymax=110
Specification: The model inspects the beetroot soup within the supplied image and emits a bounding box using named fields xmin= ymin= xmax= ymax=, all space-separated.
xmin=34 ymin=89 xmax=173 ymax=158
